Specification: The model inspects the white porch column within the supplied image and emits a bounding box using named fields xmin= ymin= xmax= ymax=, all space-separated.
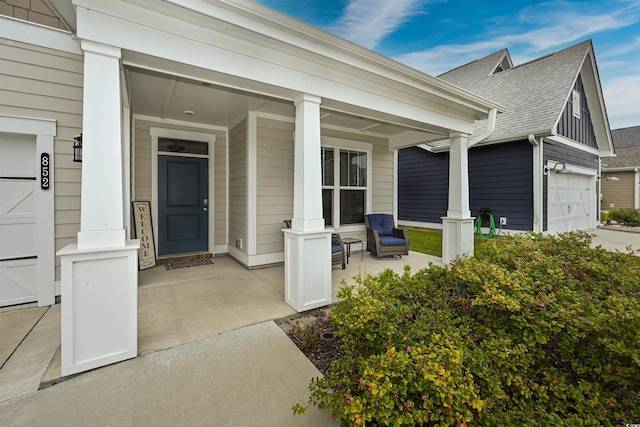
xmin=284 ymin=94 xmax=332 ymax=312
xmin=442 ymin=132 xmax=474 ymax=264
xmin=57 ymin=40 xmax=139 ymax=376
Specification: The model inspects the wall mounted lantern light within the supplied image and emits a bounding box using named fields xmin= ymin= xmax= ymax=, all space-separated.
xmin=602 ymin=173 xmax=620 ymax=182
xmin=73 ymin=134 xmax=82 ymax=163
xmin=544 ymin=162 xmax=572 ymax=175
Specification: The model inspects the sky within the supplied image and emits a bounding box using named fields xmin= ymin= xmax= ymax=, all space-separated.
xmin=255 ymin=0 xmax=640 ymax=130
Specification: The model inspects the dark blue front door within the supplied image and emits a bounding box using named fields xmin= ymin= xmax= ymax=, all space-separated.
xmin=158 ymin=155 xmax=208 ymax=256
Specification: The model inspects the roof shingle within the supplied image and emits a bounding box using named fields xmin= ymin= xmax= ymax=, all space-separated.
xmin=438 ymin=41 xmax=591 ymax=143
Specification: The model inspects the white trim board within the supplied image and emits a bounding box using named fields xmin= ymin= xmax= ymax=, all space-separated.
xmin=0 ymin=114 xmax=56 ymax=307
xmin=0 ymin=16 xmax=82 ymax=55
xmin=149 ymin=127 xmax=216 ymax=257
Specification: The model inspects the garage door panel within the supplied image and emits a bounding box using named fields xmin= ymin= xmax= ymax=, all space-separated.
xmin=0 ymin=179 xmax=36 ymax=216
xmin=0 ymin=223 xmax=37 ymax=259
xmin=548 ymin=172 xmax=593 ymax=233
xmin=0 ymin=259 xmax=37 ymax=306
xmin=0 ymin=135 xmax=36 ymax=178
xmin=1 ymin=134 xmax=38 ymax=307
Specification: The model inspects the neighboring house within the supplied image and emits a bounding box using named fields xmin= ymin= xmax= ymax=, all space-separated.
xmin=398 ymin=40 xmax=614 ymax=235
xmin=601 ymin=126 xmax=640 ymax=211
xmin=0 ymin=0 xmax=502 ymax=375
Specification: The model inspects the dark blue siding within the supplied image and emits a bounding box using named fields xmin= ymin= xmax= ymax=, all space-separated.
xmin=398 ymin=141 xmax=534 ymax=231
xmin=542 ymin=138 xmax=599 ymax=230
xmin=557 ymin=74 xmax=597 ymax=148
xmin=398 ymin=147 xmax=449 ymax=223
xmin=469 ymin=141 xmax=533 ymax=231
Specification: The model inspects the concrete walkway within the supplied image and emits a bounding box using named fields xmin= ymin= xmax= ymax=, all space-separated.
xmin=0 ymin=321 xmax=338 ymax=426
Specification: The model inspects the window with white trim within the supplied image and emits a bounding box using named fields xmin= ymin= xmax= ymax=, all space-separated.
xmin=321 ymin=145 xmax=369 ymax=227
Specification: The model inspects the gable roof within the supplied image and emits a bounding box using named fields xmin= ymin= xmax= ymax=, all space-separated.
xmin=438 ymin=40 xmax=612 ymax=152
xmin=602 ymin=126 xmax=640 ymax=169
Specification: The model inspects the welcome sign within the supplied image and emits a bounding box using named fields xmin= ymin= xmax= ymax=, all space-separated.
xmin=132 ymin=201 xmax=157 ymax=270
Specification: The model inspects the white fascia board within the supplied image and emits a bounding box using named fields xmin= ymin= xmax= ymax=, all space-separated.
xmin=163 ymin=0 xmax=502 ymax=115
xmin=74 ymin=3 xmax=486 ymax=132
xmin=550 ymin=47 xmax=614 ymax=156
xmin=602 ymin=166 xmax=640 ymax=172
xmin=0 ymin=15 xmax=81 ymax=55
xmin=546 ymin=135 xmax=602 ymax=157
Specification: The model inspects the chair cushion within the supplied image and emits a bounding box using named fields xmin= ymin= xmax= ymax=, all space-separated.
xmin=378 ymin=235 xmax=406 ymax=246
xmin=367 ymin=214 xmax=394 ymax=236
xmin=331 ymin=244 xmax=343 ymax=253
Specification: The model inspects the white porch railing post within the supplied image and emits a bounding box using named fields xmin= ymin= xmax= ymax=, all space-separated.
xmin=284 ymin=94 xmax=332 ymax=312
xmin=57 ymin=40 xmax=139 ymax=376
xmin=442 ymin=132 xmax=474 ymax=264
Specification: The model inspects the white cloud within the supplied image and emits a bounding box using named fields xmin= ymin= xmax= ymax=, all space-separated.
xmin=394 ymin=0 xmax=640 ymax=76
xmin=332 ymin=0 xmax=426 ymax=50
xmin=603 ymin=75 xmax=640 ymax=129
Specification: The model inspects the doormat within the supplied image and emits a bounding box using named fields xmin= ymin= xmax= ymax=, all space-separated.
xmin=164 ymin=259 xmax=213 ymax=270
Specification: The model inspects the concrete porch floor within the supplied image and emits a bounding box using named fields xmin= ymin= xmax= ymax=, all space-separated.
xmin=0 ymin=249 xmax=443 ymax=403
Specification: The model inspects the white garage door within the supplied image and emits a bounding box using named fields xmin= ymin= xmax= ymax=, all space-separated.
xmin=548 ymin=172 xmax=594 ymax=233
xmin=0 ymin=134 xmax=38 ymax=307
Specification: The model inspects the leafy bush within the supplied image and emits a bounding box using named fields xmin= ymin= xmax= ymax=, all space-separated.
xmin=296 ymin=232 xmax=640 ymax=426
xmin=608 ymin=208 xmax=640 ymax=227
xmin=600 ymin=211 xmax=609 ymax=223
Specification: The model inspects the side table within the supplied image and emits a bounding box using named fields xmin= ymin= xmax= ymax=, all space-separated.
xmin=341 ymin=237 xmax=364 ymax=263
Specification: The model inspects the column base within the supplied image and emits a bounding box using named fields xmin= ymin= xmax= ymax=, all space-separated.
xmin=283 ymin=229 xmax=332 ymax=312
xmin=441 ymin=216 xmax=475 ymax=264
xmin=57 ymin=241 xmax=139 ymax=376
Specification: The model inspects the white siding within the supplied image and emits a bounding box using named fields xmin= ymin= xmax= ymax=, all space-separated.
xmin=0 ymin=38 xmax=83 ymax=280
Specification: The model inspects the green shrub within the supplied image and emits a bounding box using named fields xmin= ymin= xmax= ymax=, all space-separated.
xmin=296 ymin=232 xmax=640 ymax=426
xmin=609 ymin=208 xmax=640 ymax=227
xmin=600 ymin=211 xmax=609 ymax=223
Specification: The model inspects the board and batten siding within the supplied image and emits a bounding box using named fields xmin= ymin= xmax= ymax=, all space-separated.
xmin=557 ymin=74 xmax=597 ymax=149
xmin=601 ymin=170 xmax=635 ymax=211
xmin=542 ymin=138 xmax=599 ymax=230
xmin=255 ymin=118 xmax=294 ymax=255
xmin=0 ymin=37 xmax=83 ymax=280
xmin=133 ymin=119 xmax=228 ymax=251
xmin=229 ymin=119 xmax=247 ymax=254
xmin=399 ymin=141 xmax=534 ymax=231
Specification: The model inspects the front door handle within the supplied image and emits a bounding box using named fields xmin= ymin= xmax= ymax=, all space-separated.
xmin=203 ymin=207 xmax=208 ymax=211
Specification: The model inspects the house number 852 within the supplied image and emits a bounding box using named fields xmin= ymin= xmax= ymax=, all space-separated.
xmin=41 ymin=153 xmax=50 ymax=190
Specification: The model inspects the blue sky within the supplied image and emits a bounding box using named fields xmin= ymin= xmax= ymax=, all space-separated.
xmin=256 ymin=0 xmax=640 ymax=130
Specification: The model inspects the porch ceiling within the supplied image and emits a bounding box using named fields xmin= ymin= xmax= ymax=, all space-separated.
xmin=126 ymin=65 xmax=437 ymax=137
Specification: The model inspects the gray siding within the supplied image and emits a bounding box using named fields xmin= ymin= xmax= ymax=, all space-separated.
xmin=557 ymin=74 xmax=597 ymax=148
xmin=601 ymin=170 xmax=635 ymax=211
xmin=542 ymin=138 xmax=599 ymax=229
xmin=399 ymin=142 xmax=534 ymax=230
xmin=469 ymin=141 xmax=533 ymax=230
xmin=229 ymin=119 xmax=247 ymax=254
xmin=0 ymin=38 xmax=83 ymax=280
xmin=398 ymin=146 xmax=449 ymax=224
xmin=256 ymin=118 xmax=293 ymax=255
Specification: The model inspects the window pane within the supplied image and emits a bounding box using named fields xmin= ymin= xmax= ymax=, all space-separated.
xmin=340 ymin=150 xmax=367 ymax=187
xmin=322 ymin=189 xmax=333 ymax=226
xmin=322 ymin=148 xmax=334 ymax=186
xmin=158 ymin=138 xmax=208 ymax=155
xmin=340 ymin=189 xmax=365 ymax=225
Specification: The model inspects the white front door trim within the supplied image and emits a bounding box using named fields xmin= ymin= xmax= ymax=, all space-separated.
xmin=150 ymin=127 xmax=216 ymax=256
